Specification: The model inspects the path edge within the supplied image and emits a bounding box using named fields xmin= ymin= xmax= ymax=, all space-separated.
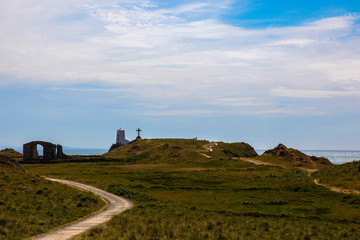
xmin=26 ymin=177 xmax=125 ymax=240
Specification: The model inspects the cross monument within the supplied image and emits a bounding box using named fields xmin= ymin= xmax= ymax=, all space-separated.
xmin=136 ymin=128 xmax=142 ymax=139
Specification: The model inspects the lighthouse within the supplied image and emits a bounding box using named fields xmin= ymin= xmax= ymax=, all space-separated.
xmin=116 ymin=128 xmax=129 ymax=145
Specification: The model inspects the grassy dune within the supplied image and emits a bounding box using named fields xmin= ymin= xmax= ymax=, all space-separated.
xmin=0 ymin=148 xmax=22 ymax=161
xmin=0 ymin=157 xmax=105 ymax=240
xmin=104 ymin=139 xmax=258 ymax=164
xmin=313 ymin=160 xmax=360 ymax=190
xmin=256 ymin=144 xmax=333 ymax=170
xmin=24 ymin=139 xmax=360 ymax=239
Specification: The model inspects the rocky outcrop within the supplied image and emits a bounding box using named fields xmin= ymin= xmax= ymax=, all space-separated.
xmin=262 ymin=144 xmax=332 ymax=169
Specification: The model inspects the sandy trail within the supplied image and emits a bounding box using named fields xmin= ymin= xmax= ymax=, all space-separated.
xmin=314 ymin=179 xmax=360 ymax=195
xmin=30 ymin=178 xmax=133 ymax=240
xmin=240 ymin=158 xmax=360 ymax=194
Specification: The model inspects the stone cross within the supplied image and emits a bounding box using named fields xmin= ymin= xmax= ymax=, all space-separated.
xmin=136 ymin=128 xmax=142 ymax=137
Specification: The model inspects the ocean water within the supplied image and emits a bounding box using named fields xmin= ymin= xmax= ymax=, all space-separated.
xmin=256 ymin=150 xmax=360 ymax=165
xmin=6 ymin=147 xmax=109 ymax=156
xmin=302 ymin=150 xmax=360 ymax=165
xmin=63 ymin=149 xmax=108 ymax=156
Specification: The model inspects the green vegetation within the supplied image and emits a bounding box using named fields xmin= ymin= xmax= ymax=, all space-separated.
xmin=0 ymin=158 xmax=105 ymax=240
xmin=23 ymin=139 xmax=360 ymax=239
xmin=257 ymin=144 xmax=333 ymax=170
xmin=0 ymin=148 xmax=22 ymax=161
xmin=313 ymin=160 xmax=360 ymax=190
xmin=73 ymin=202 xmax=358 ymax=240
xmin=104 ymin=139 xmax=258 ymax=164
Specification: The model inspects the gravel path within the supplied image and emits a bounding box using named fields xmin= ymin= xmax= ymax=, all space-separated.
xmin=314 ymin=179 xmax=360 ymax=195
xmin=31 ymin=178 xmax=133 ymax=240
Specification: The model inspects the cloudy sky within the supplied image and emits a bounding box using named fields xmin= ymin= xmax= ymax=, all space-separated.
xmin=1 ymin=0 xmax=360 ymax=150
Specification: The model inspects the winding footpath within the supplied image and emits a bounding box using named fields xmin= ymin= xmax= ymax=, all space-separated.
xmin=240 ymin=158 xmax=360 ymax=195
xmin=314 ymin=179 xmax=360 ymax=195
xmin=30 ymin=178 xmax=133 ymax=240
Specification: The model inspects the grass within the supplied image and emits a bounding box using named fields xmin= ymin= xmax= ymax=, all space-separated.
xmin=104 ymin=139 xmax=258 ymax=164
xmin=25 ymin=159 xmax=360 ymax=239
xmin=14 ymin=139 xmax=360 ymax=239
xmin=0 ymin=148 xmax=22 ymax=161
xmin=256 ymin=144 xmax=332 ymax=170
xmin=74 ymin=203 xmax=359 ymax=240
xmin=313 ymin=160 xmax=360 ymax=190
xmin=0 ymin=161 xmax=105 ymax=240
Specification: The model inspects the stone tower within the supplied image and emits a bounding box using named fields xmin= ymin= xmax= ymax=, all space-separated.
xmin=116 ymin=128 xmax=129 ymax=145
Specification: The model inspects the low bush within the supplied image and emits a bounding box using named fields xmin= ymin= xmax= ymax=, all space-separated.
xmin=108 ymin=184 xmax=157 ymax=202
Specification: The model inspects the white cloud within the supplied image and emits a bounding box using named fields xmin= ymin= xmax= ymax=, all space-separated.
xmin=1 ymin=1 xmax=360 ymax=115
xmin=145 ymin=109 xmax=222 ymax=116
xmin=145 ymin=106 xmax=324 ymax=117
xmin=270 ymin=87 xmax=360 ymax=98
xmin=213 ymin=97 xmax=269 ymax=107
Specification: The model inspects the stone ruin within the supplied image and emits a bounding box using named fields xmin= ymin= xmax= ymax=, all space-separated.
xmin=23 ymin=141 xmax=67 ymax=162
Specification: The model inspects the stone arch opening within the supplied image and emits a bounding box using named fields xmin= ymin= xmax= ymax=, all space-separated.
xmin=37 ymin=145 xmax=44 ymax=158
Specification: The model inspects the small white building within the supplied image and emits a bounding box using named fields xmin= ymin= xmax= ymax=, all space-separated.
xmin=116 ymin=128 xmax=130 ymax=145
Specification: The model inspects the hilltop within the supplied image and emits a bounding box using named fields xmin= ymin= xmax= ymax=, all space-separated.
xmin=106 ymin=140 xmax=333 ymax=171
xmin=256 ymin=144 xmax=333 ymax=170
xmin=0 ymin=149 xmax=24 ymax=172
xmin=0 ymin=148 xmax=22 ymax=160
xmin=105 ymin=138 xmax=258 ymax=163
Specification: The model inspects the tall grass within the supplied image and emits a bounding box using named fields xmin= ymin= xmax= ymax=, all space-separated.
xmin=313 ymin=160 xmax=360 ymax=190
xmin=26 ymin=159 xmax=360 ymax=239
xmin=0 ymin=165 xmax=105 ymax=240
xmin=75 ymin=203 xmax=360 ymax=240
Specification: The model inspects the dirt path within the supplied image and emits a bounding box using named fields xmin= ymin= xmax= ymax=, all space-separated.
xmin=314 ymin=179 xmax=360 ymax=195
xmin=239 ymin=157 xmax=318 ymax=174
xmin=241 ymin=157 xmax=360 ymax=195
xmin=239 ymin=157 xmax=276 ymax=166
xmin=30 ymin=178 xmax=133 ymax=240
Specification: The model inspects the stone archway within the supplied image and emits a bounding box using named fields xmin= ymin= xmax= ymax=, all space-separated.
xmin=23 ymin=141 xmax=66 ymax=162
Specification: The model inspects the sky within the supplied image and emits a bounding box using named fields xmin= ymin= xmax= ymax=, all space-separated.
xmin=1 ymin=0 xmax=360 ymax=150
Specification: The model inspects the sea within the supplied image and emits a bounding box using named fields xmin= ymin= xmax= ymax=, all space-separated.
xmin=256 ymin=150 xmax=360 ymax=165
xmin=5 ymin=148 xmax=109 ymax=157
xmin=63 ymin=149 xmax=108 ymax=156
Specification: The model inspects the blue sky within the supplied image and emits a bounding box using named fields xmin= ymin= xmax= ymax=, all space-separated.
xmin=1 ymin=0 xmax=360 ymax=150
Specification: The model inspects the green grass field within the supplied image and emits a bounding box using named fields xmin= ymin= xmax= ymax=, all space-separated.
xmin=3 ymin=139 xmax=360 ymax=239
xmin=313 ymin=160 xmax=360 ymax=190
xmin=0 ymin=158 xmax=105 ymax=240
xmin=24 ymin=141 xmax=360 ymax=239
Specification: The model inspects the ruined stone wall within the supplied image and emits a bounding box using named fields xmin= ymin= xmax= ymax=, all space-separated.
xmin=23 ymin=141 xmax=64 ymax=162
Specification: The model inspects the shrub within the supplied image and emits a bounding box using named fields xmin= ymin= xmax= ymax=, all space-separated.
xmin=108 ymin=184 xmax=157 ymax=202
xmin=266 ymin=200 xmax=289 ymax=205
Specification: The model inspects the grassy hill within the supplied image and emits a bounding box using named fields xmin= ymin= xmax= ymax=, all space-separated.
xmin=256 ymin=144 xmax=333 ymax=170
xmin=105 ymin=138 xmax=258 ymax=164
xmin=0 ymin=148 xmax=22 ymax=161
xmin=0 ymin=157 xmax=105 ymax=240
xmin=313 ymin=160 xmax=360 ymax=190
